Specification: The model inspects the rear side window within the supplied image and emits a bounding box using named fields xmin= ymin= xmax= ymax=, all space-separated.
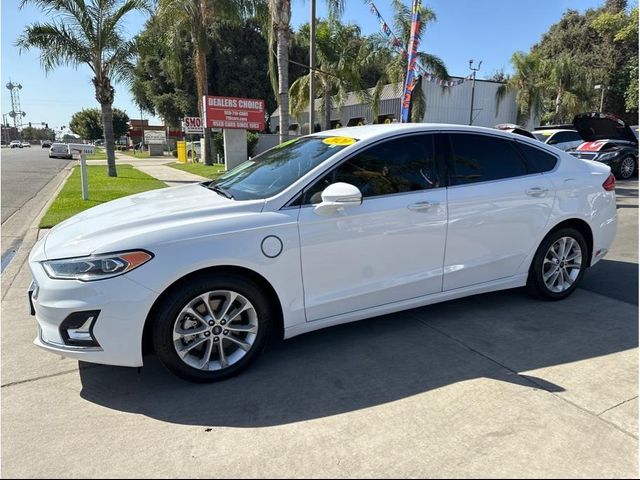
xmin=448 ymin=133 xmax=528 ymax=185
xmin=302 ymin=134 xmax=439 ymax=204
xmin=515 ymin=142 xmax=558 ymax=173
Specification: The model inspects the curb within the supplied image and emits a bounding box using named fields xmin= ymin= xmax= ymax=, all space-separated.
xmin=1 ymin=164 xmax=74 ymax=300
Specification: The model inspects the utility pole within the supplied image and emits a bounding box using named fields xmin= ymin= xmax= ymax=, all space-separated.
xmin=468 ymin=59 xmax=482 ymax=125
xmin=309 ymin=0 xmax=316 ymax=134
xmin=6 ymin=81 xmax=26 ymax=129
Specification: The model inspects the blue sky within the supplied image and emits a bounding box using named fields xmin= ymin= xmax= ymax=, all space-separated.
xmin=2 ymin=0 xmax=605 ymax=131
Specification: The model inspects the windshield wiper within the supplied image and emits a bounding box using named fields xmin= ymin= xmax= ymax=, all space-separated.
xmin=208 ymin=183 xmax=234 ymax=199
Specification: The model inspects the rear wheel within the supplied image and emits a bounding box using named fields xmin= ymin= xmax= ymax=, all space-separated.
xmin=526 ymin=228 xmax=588 ymax=300
xmin=152 ymin=273 xmax=273 ymax=382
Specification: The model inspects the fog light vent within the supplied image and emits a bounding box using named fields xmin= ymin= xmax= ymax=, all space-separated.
xmin=60 ymin=310 xmax=101 ymax=347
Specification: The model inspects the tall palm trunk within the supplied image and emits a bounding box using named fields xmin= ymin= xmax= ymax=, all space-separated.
xmin=193 ymin=17 xmax=213 ymax=165
xmin=101 ymin=102 xmax=117 ymax=177
xmin=94 ymin=75 xmax=117 ymax=177
xmin=323 ymin=81 xmax=331 ymax=130
xmin=554 ymin=89 xmax=563 ymax=123
xmin=272 ymin=2 xmax=291 ymax=143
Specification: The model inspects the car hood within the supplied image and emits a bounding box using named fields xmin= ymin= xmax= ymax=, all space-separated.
xmin=573 ymin=112 xmax=638 ymax=144
xmin=42 ymin=183 xmax=264 ymax=259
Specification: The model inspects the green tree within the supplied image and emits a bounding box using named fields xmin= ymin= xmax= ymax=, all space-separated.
xmin=369 ymin=0 xmax=448 ymax=122
xmin=544 ymin=55 xmax=592 ymax=123
xmin=70 ymin=108 xmax=130 ymax=140
xmin=289 ymin=20 xmax=371 ymax=131
xmin=156 ymin=0 xmax=263 ymax=164
xmin=496 ymin=51 xmax=546 ymax=127
xmin=17 ymin=0 xmax=151 ymax=177
xmin=267 ymin=0 xmax=344 ymax=139
xmin=20 ymin=126 xmax=56 ymax=141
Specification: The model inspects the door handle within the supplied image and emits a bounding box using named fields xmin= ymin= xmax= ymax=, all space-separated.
xmin=526 ymin=187 xmax=549 ymax=197
xmin=408 ymin=201 xmax=437 ymax=212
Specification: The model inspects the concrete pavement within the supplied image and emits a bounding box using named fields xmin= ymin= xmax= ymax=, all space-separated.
xmin=1 ymin=180 xmax=637 ymax=478
xmin=87 ymin=152 xmax=210 ymax=186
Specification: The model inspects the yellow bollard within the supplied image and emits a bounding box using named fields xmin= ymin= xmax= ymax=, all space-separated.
xmin=176 ymin=141 xmax=187 ymax=163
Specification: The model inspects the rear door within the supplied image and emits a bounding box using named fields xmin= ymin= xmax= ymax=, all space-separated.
xmin=442 ymin=132 xmax=556 ymax=291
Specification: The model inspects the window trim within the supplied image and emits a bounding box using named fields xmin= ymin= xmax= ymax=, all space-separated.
xmin=444 ymin=131 xmax=542 ymax=187
xmin=282 ymin=132 xmax=447 ymax=209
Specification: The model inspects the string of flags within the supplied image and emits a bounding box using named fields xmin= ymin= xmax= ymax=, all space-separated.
xmin=364 ymin=0 xmax=472 ymax=88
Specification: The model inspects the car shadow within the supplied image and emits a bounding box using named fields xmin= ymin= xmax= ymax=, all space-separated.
xmin=79 ymin=268 xmax=637 ymax=427
xmin=580 ymin=258 xmax=638 ymax=305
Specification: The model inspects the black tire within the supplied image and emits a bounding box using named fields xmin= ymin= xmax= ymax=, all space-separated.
xmin=615 ymin=155 xmax=636 ymax=180
xmin=151 ymin=273 xmax=273 ymax=382
xmin=526 ymin=228 xmax=588 ymax=301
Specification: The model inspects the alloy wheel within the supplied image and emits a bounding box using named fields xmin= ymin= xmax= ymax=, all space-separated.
xmin=172 ymin=290 xmax=259 ymax=371
xmin=620 ymin=157 xmax=635 ymax=179
xmin=542 ymin=237 xmax=582 ymax=293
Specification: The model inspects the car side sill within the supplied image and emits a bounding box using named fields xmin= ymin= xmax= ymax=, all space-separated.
xmin=283 ymin=274 xmax=528 ymax=340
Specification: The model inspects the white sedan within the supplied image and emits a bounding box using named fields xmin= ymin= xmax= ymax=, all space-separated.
xmin=28 ymin=124 xmax=617 ymax=382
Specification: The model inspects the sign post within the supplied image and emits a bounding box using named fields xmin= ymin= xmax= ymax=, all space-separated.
xmin=203 ymin=96 xmax=265 ymax=170
xmin=68 ymin=143 xmax=95 ymax=200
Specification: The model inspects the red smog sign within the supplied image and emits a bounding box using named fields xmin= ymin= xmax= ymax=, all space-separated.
xmin=203 ymin=96 xmax=265 ymax=130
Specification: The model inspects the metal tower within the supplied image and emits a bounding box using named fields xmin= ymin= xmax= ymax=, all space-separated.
xmin=6 ymin=82 xmax=26 ymax=128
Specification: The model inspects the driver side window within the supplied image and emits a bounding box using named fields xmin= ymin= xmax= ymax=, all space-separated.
xmin=302 ymin=134 xmax=438 ymax=205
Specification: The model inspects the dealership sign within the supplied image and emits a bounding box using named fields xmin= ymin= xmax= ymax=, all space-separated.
xmin=183 ymin=116 xmax=204 ymax=134
xmin=144 ymin=130 xmax=166 ymax=144
xmin=203 ymin=96 xmax=265 ymax=130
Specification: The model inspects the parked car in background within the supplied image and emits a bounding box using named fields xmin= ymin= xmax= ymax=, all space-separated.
xmin=28 ymin=124 xmax=617 ymax=382
xmin=42 ymin=141 xmax=52 ymax=148
xmin=49 ymin=143 xmax=72 ymax=159
xmin=532 ymin=127 xmax=583 ymax=151
xmin=568 ymin=112 xmax=638 ymax=180
xmin=186 ymin=141 xmax=201 ymax=160
xmin=22 ymin=142 xmax=31 ymax=148
xmin=10 ymin=140 xmax=22 ymax=148
xmin=495 ymin=123 xmax=537 ymax=139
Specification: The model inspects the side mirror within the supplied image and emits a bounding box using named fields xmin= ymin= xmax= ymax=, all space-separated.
xmin=313 ymin=182 xmax=363 ymax=216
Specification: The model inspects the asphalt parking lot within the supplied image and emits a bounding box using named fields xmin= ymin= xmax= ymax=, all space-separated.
xmin=1 ymin=180 xmax=637 ymax=478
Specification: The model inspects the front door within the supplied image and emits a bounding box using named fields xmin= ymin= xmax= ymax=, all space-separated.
xmin=296 ymin=134 xmax=448 ymax=321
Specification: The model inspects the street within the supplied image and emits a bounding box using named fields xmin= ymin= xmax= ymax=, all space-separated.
xmin=0 ymin=176 xmax=637 ymax=477
xmin=1 ymin=147 xmax=72 ymax=268
xmin=1 ymin=146 xmax=71 ymax=223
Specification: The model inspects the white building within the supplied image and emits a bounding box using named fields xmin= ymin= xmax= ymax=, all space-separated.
xmin=269 ymin=77 xmax=520 ymax=134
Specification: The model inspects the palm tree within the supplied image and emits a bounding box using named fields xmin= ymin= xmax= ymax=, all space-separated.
xmin=17 ymin=0 xmax=151 ymax=177
xmin=544 ymin=55 xmax=591 ymax=123
xmin=289 ymin=20 xmax=370 ymax=131
xmin=267 ymin=0 xmax=343 ymax=140
xmin=157 ymin=0 xmax=262 ymax=165
xmin=370 ymin=0 xmax=448 ymax=122
xmin=495 ymin=51 xmax=546 ymax=128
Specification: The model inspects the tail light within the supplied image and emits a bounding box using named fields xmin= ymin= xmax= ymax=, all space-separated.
xmin=602 ymin=174 xmax=616 ymax=191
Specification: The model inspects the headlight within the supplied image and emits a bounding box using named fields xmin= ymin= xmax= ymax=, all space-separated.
xmin=597 ymin=151 xmax=618 ymax=162
xmin=42 ymin=251 xmax=153 ymax=281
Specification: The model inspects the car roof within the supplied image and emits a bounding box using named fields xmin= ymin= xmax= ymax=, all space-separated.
xmin=535 ymin=129 xmax=578 ymax=135
xmin=307 ymin=123 xmax=529 ymax=143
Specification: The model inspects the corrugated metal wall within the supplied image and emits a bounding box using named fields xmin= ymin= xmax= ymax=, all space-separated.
xmin=421 ymin=80 xmax=518 ymax=127
xmin=269 ymin=79 xmax=519 ymax=132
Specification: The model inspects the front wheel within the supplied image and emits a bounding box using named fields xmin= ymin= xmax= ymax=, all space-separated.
xmin=151 ymin=273 xmax=273 ymax=382
xmin=526 ymin=228 xmax=588 ymax=300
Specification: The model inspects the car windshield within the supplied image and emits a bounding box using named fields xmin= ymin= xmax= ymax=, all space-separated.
xmin=533 ymin=133 xmax=547 ymax=142
xmin=210 ymin=136 xmax=356 ymax=200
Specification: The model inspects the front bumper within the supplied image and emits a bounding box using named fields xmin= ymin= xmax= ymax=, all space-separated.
xmin=28 ymin=258 xmax=159 ymax=367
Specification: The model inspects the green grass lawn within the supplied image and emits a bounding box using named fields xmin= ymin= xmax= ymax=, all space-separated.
xmin=120 ymin=149 xmax=151 ymax=159
xmin=169 ymin=162 xmax=226 ymax=180
xmin=86 ymin=148 xmax=106 ymax=160
xmin=40 ymin=165 xmax=167 ymax=228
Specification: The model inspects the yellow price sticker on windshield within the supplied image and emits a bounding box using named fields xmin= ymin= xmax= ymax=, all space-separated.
xmin=322 ymin=136 xmax=356 ymax=146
